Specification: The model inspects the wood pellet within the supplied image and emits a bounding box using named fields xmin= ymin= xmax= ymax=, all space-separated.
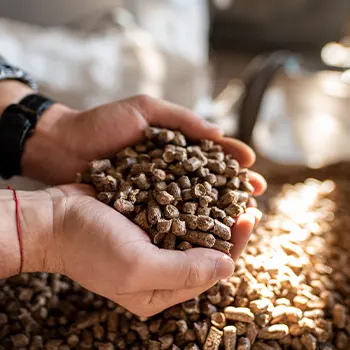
xmin=0 ymin=169 xmax=350 ymax=349
xmin=79 ymin=127 xmax=254 ymax=255
xmin=79 ymin=127 xmax=255 ymax=255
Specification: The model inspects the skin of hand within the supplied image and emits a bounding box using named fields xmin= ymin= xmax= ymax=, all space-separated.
xmin=21 ymin=94 xmax=266 ymax=257
xmin=45 ymin=184 xmax=263 ymax=317
xmin=1 ymin=183 xmax=261 ymax=318
xmin=1 ymin=93 xmax=266 ymax=316
xmin=21 ymin=94 xmax=266 ymax=189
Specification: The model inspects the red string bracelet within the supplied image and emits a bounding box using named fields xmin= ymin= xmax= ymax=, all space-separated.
xmin=8 ymin=186 xmax=24 ymax=274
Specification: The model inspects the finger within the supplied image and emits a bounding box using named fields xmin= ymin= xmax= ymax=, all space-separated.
xmin=230 ymin=214 xmax=256 ymax=261
xmin=246 ymin=207 xmax=263 ymax=227
xmin=118 ymin=282 xmax=217 ymax=317
xmin=137 ymin=246 xmax=235 ymax=291
xmin=131 ymin=96 xmax=224 ymax=140
xmin=249 ymin=171 xmax=267 ymax=196
xmin=148 ymin=282 xmax=217 ymax=316
xmin=217 ymin=137 xmax=256 ymax=168
xmin=134 ymin=97 xmax=260 ymax=169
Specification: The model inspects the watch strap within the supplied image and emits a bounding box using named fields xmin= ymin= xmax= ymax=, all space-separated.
xmin=0 ymin=104 xmax=35 ymax=179
xmin=19 ymin=94 xmax=55 ymax=127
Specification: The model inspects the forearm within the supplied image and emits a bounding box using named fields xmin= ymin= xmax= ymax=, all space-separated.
xmin=0 ymin=189 xmax=54 ymax=278
xmin=0 ymin=80 xmax=34 ymax=116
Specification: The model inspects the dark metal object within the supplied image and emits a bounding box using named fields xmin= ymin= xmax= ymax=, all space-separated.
xmin=237 ymin=51 xmax=298 ymax=144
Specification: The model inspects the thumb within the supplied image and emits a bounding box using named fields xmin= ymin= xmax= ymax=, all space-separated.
xmin=139 ymin=246 xmax=235 ymax=291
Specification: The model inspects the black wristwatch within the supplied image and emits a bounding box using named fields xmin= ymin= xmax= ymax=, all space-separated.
xmin=0 ymin=104 xmax=36 ymax=179
xmin=0 ymin=58 xmax=57 ymax=179
xmin=0 ymin=56 xmax=38 ymax=91
xmin=0 ymin=94 xmax=56 ymax=179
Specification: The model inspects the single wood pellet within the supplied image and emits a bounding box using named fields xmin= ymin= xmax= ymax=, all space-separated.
xmin=0 ymin=172 xmax=350 ymax=349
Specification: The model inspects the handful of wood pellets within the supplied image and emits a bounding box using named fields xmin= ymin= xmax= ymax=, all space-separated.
xmin=79 ymin=127 xmax=256 ymax=255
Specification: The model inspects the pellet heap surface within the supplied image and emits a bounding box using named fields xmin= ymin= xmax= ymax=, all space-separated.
xmin=1 ymin=173 xmax=350 ymax=349
xmin=78 ymin=127 xmax=256 ymax=255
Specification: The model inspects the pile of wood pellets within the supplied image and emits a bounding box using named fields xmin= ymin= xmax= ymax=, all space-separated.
xmin=78 ymin=127 xmax=256 ymax=255
xmin=1 ymin=170 xmax=349 ymax=349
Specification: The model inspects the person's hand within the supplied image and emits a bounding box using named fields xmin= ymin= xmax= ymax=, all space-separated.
xmin=47 ymin=184 xmax=264 ymax=316
xmin=3 ymin=180 xmax=262 ymax=317
xmin=42 ymin=184 xmax=243 ymax=316
xmin=22 ymin=94 xmax=266 ymax=261
xmin=21 ymin=95 xmax=266 ymax=189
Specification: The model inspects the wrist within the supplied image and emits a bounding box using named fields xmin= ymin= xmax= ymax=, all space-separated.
xmin=0 ymin=189 xmax=58 ymax=278
xmin=0 ymin=80 xmax=34 ymax=116
xmin=21 ymin=103 xmax=82 ymax=184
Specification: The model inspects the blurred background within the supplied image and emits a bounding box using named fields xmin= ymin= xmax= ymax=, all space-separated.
xmin=1 ymin=0 xmax=350 ymax=188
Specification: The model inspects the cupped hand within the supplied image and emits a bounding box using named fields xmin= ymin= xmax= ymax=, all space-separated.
xmin=47 ymin=184 xmax=236 ymax=317
xmin=23 ymin=95 xmax=266 ymax=272
xmin=47 ymin=176 xmax=264 ymax=316
xmin=22 ymin=95 xmax=266 ymax=192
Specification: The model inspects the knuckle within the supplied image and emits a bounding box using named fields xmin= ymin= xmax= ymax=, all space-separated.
xmin=184 ymin=261 xmax=202 ymax=289
xmin=134 ymin=94 xmax=155 ymax=109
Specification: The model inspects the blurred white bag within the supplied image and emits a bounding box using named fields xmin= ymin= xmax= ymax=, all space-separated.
xmin=0 ymin=1 xmax=210 ymax=110
xmin=123 ymin=0 xmax=209 ymax=66
xmin=0 ymin=1 xmax=211 ymax=189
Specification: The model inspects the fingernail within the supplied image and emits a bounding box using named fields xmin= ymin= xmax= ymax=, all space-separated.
xmin=246 ymin=208 xmax=263 ymax=225
xmin=203 ymin=120 xmax=224 ymax=134
xmin=255 ymin=211 xmax=263 ymax=224
xmin=214 ymin=255 xmax=235 ymax=280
